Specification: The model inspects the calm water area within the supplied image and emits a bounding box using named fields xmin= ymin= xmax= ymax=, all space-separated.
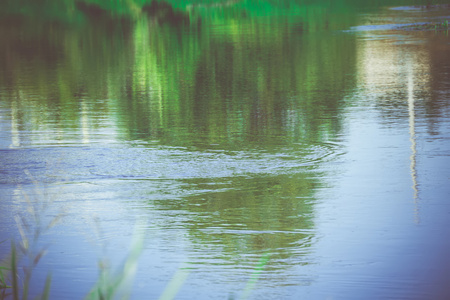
xmin=1 ymin=1 xmax=450 ymax=299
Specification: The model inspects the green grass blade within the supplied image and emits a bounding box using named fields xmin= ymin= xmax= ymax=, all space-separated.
xmin=41 ymin=274 xmax=52 ymax=300
xmin=85 ymin=221 xmax=146 ymax=300
xmin=11 ymin=242 xmax=19 ymax=300
xmin=158 ymin=263 xmax=191 ymax=300
xmin=0 ymin=267 xmax=10 ymax=288
xmin=239 ymin=253 xmax=271 ymax=300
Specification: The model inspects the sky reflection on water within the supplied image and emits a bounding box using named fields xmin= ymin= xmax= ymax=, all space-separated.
xmin=1 ymin=3 xmax=450 ymax=300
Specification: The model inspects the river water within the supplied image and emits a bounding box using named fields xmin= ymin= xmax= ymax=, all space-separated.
xmin=1 ymin=2 xmax=450 ymax=299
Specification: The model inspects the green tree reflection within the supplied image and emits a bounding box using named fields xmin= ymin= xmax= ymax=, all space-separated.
xmin=0 ymin=1 xmax=358 ymax=284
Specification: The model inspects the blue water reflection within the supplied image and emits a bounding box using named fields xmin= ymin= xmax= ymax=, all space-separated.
xmin=1 ymin=3 xmax=450 ymax=300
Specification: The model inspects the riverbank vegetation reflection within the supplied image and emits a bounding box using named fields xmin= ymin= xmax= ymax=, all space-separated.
xmin=1 ymin=0 xmax=449 ymax=299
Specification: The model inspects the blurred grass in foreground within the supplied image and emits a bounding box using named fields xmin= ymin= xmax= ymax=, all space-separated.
xmin=0 ymin=172 xmax=269 ymax=299
xmin=0 ymin=172 xmax=146 ymax=300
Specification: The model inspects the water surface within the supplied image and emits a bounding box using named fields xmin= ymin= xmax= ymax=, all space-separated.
xmin=1 ymin=2 xmax=450 ymax=299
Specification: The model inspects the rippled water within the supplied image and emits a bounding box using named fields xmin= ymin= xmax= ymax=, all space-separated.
xmin=1 ymin=2 xmax=450 ymax=300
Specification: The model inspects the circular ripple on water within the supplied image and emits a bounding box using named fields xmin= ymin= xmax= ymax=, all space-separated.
xmin=110 ymin=141 xmax=345 ymax=180
xmin=0 ymin=141 xmax=344 ymax=183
